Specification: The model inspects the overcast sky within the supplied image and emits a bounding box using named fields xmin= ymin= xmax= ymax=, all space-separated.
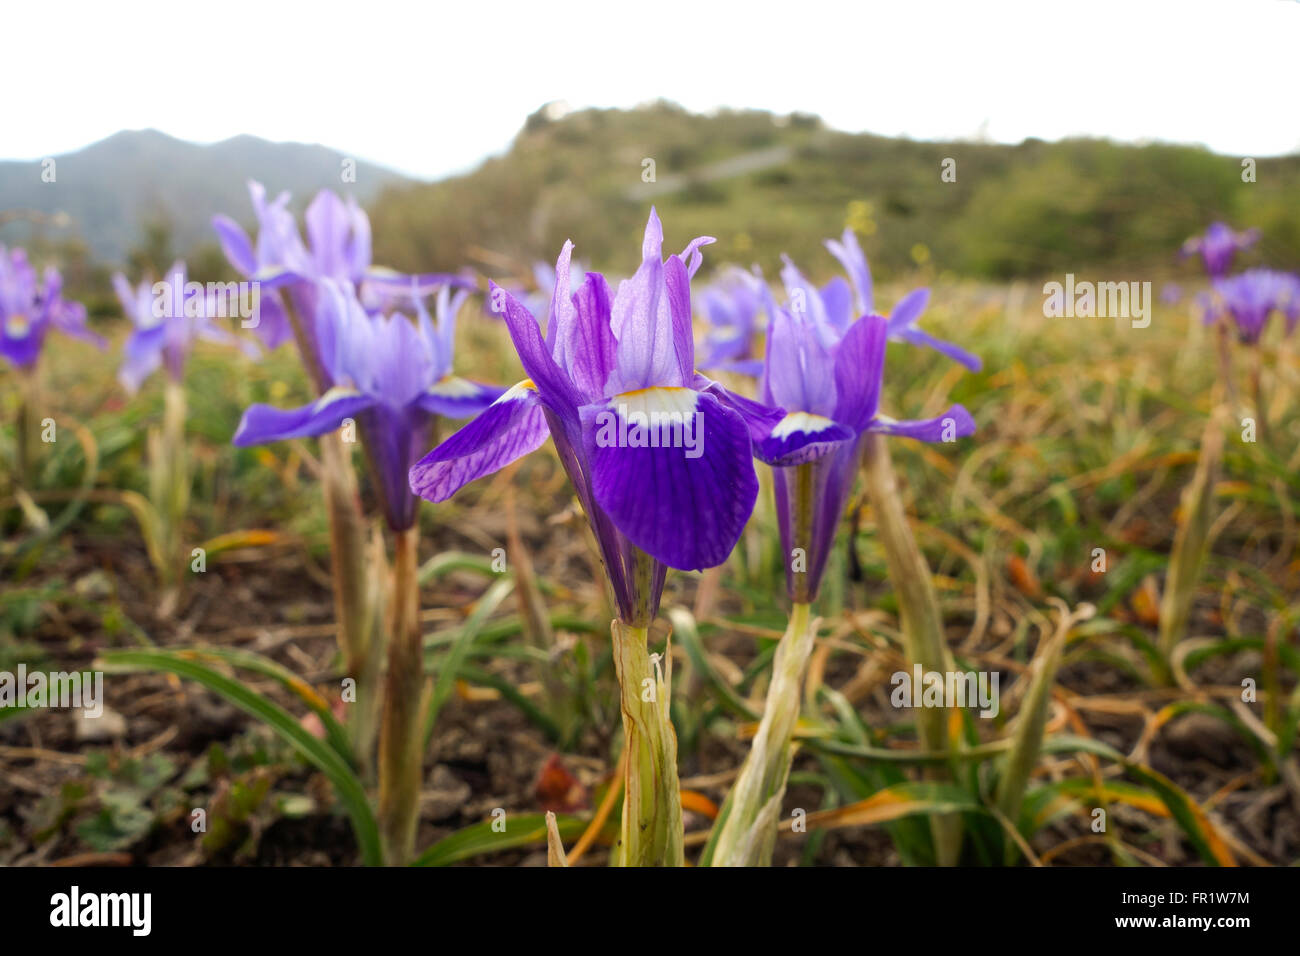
xmin=3 ymin=0 xmax=1295 ymax=179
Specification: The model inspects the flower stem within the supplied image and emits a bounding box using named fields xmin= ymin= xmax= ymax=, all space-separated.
xmin=14 ymin=366 xmax=41 ymax=489
xmin=281 ymin=294 xmax=379 ymax=765
xmin=377 ymin=525 xmax=427 ymax=865
xmin=610 ymin=619 xmax=683 ymax=866
xmin=860 ymin=433 xmax=963 ymax=866
xmin=707 ymin=601 xmax=815 ymax=866
xmin=153 ymin=380 xmax=189 ymax=614
xmin=319 ymin=432 xmax=382 ymax=768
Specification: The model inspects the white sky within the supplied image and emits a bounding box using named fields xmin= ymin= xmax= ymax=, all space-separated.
xmin=3 ymin=0 xmax=1296 ymax=179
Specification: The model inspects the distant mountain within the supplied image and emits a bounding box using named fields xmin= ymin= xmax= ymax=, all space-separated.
xmin=0 ymin=129 xmax=412 ymax=264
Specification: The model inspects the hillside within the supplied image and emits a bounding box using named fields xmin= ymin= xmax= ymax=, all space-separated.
xmin=368 ymin=101 xmax=1300 ymax=284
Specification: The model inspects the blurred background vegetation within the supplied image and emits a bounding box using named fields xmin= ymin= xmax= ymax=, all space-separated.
xmin=4 ymin=100 xmax=1297 ymax=330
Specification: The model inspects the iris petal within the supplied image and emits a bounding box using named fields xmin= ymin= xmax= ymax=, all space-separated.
xmin=757 ymin=412 xmax=855 ymax=466
xmin=416 ymin=377 xmax=507 ymax=419
xmin=868 ymin=404 xmax=976 ymax=442
xmin=579 ymin=388 xmax=758 ymax=570
xmin=409 ymin=381 xmax=549 ymax=503
xmin=233 ymin=389 xmax=376 ymax=446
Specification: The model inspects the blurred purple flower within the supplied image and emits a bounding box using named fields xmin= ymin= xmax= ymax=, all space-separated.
xmin=1205 ymin=269 xmax=1300 ymax=344
xmin=697 ymin=266 xmax=765 ymax=376
xmin=0 ymin=245 xmax=102 ymax=370
xmin=410 ymin=209 xmax=776 ymax=624
xmin=1160 ymin=282 xmax=1182 ymax=305
xmin=114 ymin=263 xmax=256 ymax=393
xmin=234 ymin=280 xmax=501 ymax=530
xmin=1181 ymin=222 xmax=1259 ymax=278
xmin=781 ymin=229 xmax=982 ymax=371
xmin=213 ymin=182 xmax=468 ymax=363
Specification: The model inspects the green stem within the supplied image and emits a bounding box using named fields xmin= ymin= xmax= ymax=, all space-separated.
xmin=708 ymin=601 xmax=815 ymax=866
xmin=153 ymin=380 xmax=189 ymax=611
xmin=377 ymin=526 xmax=427 ymax=865
xmin=281 ymin=294 xmax=379 ymax=766
xmin=860 ymin=433 xmax=962 ymax=866
xmin=14 ymin=366 xmax=41 ymax=488
xmin=611 ymin=619 xmax=684 ymax=866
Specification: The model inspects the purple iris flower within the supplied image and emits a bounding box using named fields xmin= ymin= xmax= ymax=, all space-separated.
xmin=1205 ymin=269 xmax=1300 ymax=344
xmin=0 ymin=245 xmax=102 ymax=370
xmin=1182 ymin=222 xmax=1259 ymax=278
xmin=698 ymin=266 xmax=765 ymax=376
xmin=234 ymin=279 xmax=501 ymax=531
xmin=213 ymin=182 xmax=465 ymax=363
xmin=753 ymin=261 xmax=976 ymax=603
xmin=780 ymin=229 xmax=982 ymax=372
xmin=114 ymin=263 xmax=257 ymax=393
xmin=410 ymin=210 xmax=777 ymax=625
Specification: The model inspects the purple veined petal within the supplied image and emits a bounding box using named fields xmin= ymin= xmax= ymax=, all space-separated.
xmin=867 ymin=403 xmax=976 ymax=443
xmin=416 ymin=377 xmax=507 ymax=419
xmin=233 ymin=388 xmax=376 ymax=446
xmin=118 ymin=326 xmax=166 ymax=393
xmin=824 ymin=228 xmax=874 ymax=316
xmin=764 ymin=299 xmax=837 ymax=418
xmin=641 ymin=207 xmax=664 ymax=261
xmin=679 ymin=235 xmax=716 ymax=279
xmin=832 ymin=314 xmax=887 ymax=432
xmin=756 ymin=412 xmax=855 ymax=466
xmin=344 ymin=196 xmax=372 ymax=281
xmin=364 ymin=267 xmax=473 ymax=295
xmin=609 ymin=251 xmax=673 ymax=392
xmin=894 ymin=325 xmax=983 ymax=372
xmin=249 ymin=181 xmax=313 ymax=277
xmin=578 ymin=387 xmax=758 ymax=570
xmin=555 ymin=270 xmax=618 ymax=401
xmin=492 ymin=282 xmax=583 ymax=413
xmin=409 ymin=381 xmax=550 ymax=503
xmin=250 ymin=290 xmax=293 ymax=349
xmin=366 ymin=311 xmax=434 ymax=411
xmin=664 ymin=254 xmax=695 ymax=386
xmin=212 ymin=215 xmax=257 ymax=276
xmin=886 ymin=287 xmax=930 ymax=334
xmin=547 ymin=240 xmax=576 ymax=350
xmin=112 ymin=273 xmax=138 ymax=319
xmin=819 ymin=276 xmax=854 ymax=333
xmin=692 ymin=372 xmax=786 ymax=444
xmin=778 ymin=256 xmax=840 ymax=349
xmin=50 ymin=301 xmax=107 ymax=349
xmin=305 ymin=190 xmax=350 ymax=280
